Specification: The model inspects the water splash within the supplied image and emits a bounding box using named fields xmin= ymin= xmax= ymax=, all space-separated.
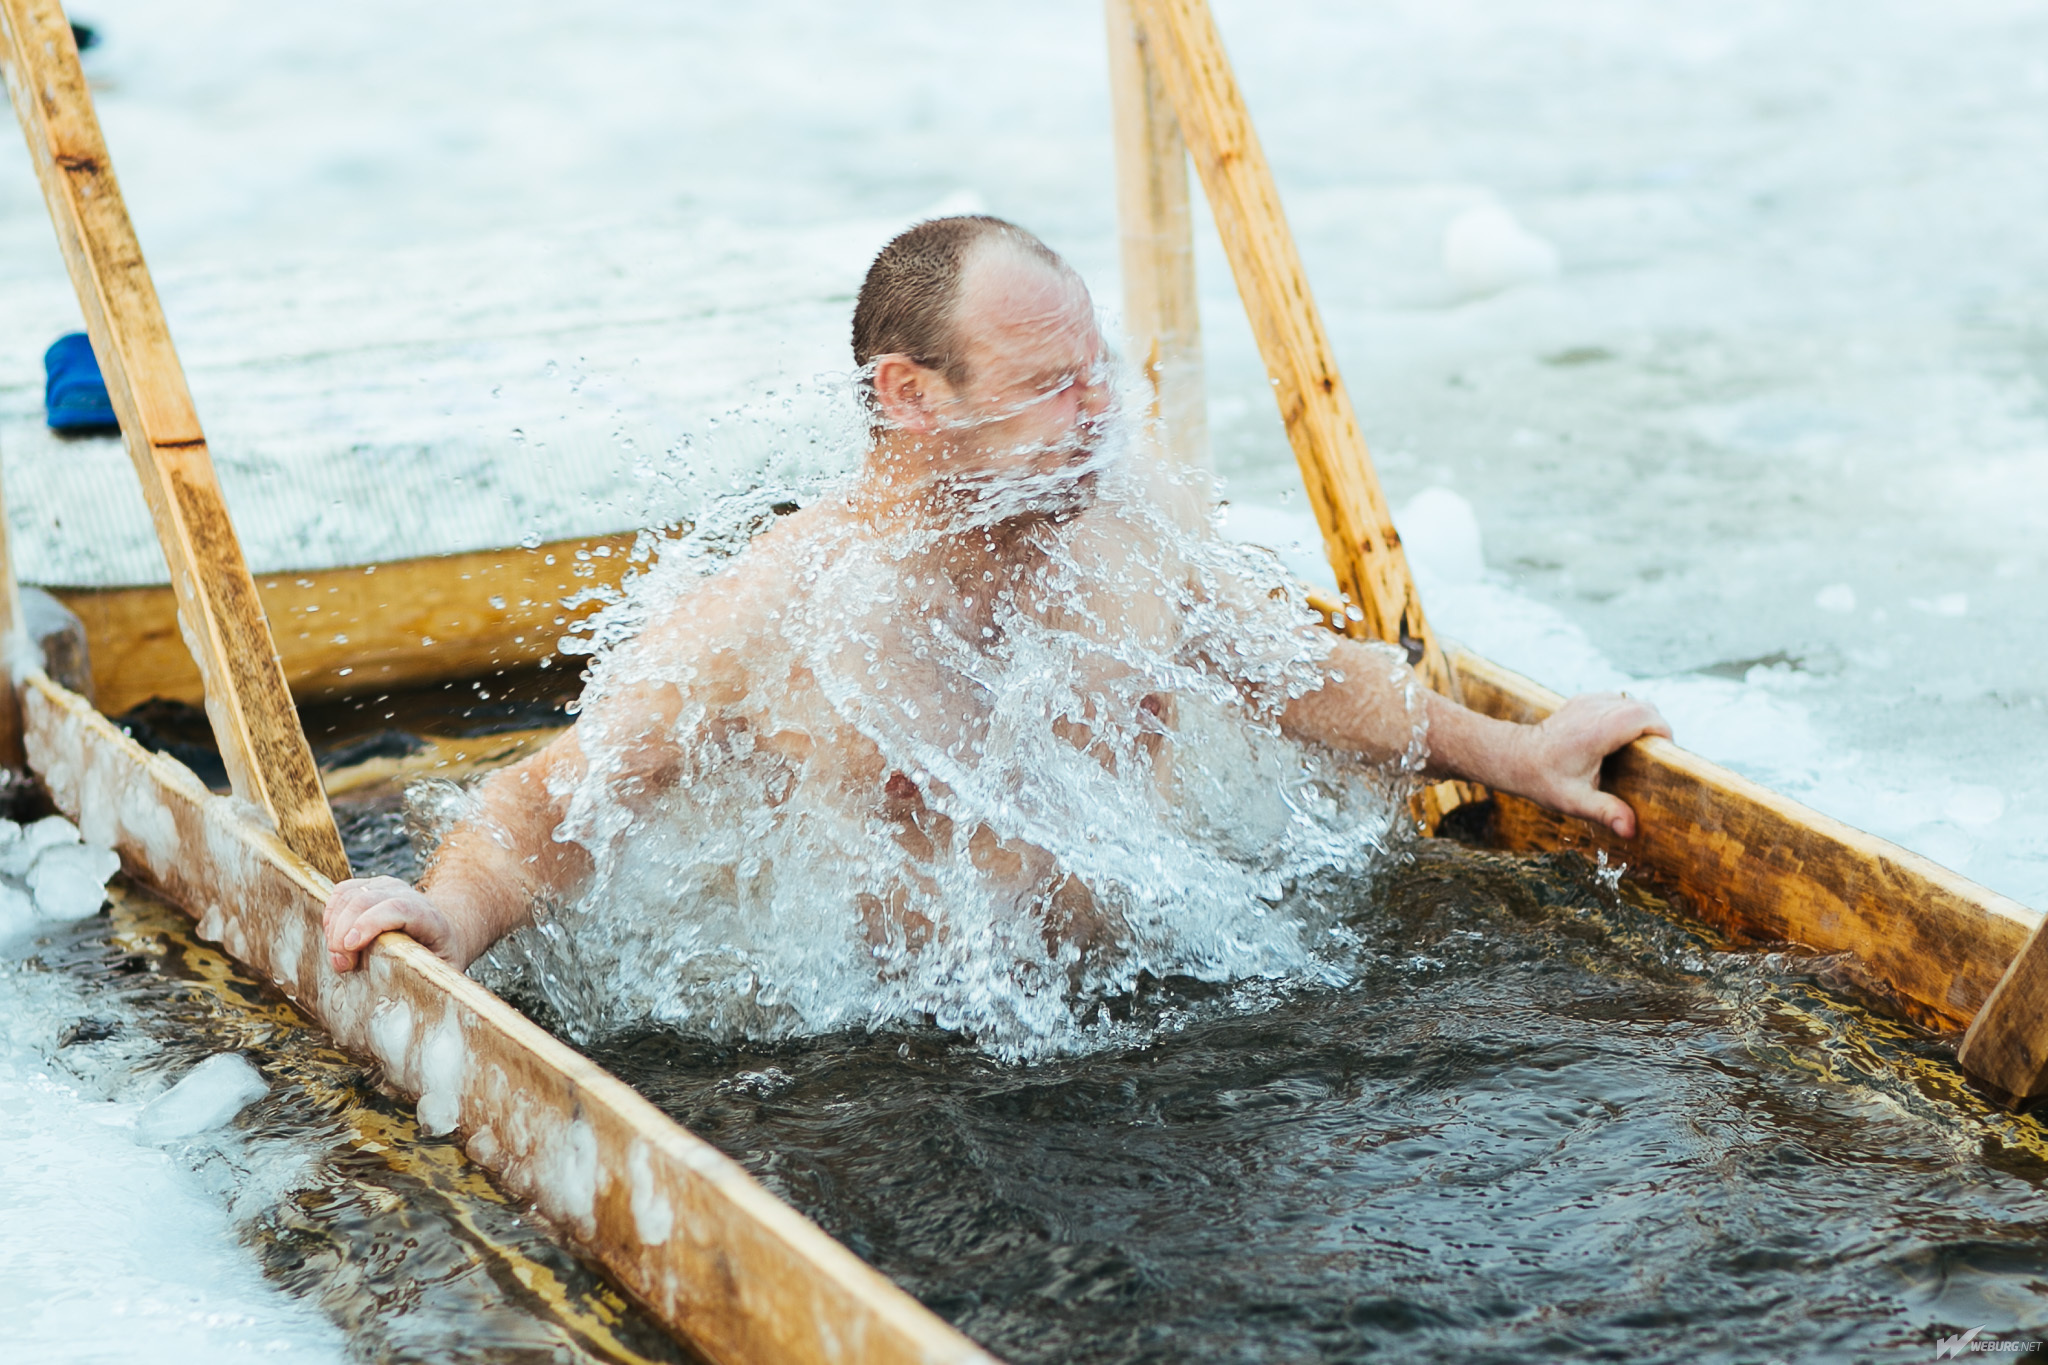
xmin=472 ymin=382 xmax=1425 ymax=1059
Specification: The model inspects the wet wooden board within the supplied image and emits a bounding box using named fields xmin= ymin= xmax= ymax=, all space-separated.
xmin=1449 ymin=647 xmax=2041 ymax=1036
xmin=1959 ymin=927 xmax=2048 ymax=1101
xmin=20 ymin=666 xmax=997 ymax=1365
xmin=57 ymin=533 xmax=637 ymax=715
xmin=1 ymin=0 xmax=346 ymax=878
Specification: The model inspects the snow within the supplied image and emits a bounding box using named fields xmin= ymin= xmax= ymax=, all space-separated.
xmin=0 ymin=0 xmax=2042 ymax=1349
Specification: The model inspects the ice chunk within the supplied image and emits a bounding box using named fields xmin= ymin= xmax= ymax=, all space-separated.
xmin=29 ymin=841 xmax=122 ymax=921
xmin=0 ymin=814 xmax=80 ymax=877
xmin=1443 ymin=204 xmax=1558 ymax=298
xmin=136 ymin=1053 xmax=269 ymax=1141
xmin=1397 ymin=487 xmax=1487 ymax=587
xmin=1815 ymin=584 xmax=1857 ymax=613
xmin=0 ymin=881 xmax=37 ymax=942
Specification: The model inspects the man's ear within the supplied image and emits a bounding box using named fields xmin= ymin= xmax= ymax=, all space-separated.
xmin=871 ymin=354 xmax=950 ymax=433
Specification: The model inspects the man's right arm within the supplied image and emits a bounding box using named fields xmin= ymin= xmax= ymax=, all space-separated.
xmin=323 ymin=730 xmax=595 ymax=973
xmin=321 ymin=597 xmax=724 ymax=973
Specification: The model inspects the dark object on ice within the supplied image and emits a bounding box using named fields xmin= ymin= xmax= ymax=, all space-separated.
xmin=19 ymin=586 xmax=94 ymax=701
xmin=70 ymin=21 xmax=100 ymax=51
xmin=318 ymin=729 xmax=427 ymax=770
xmin=44 ymin=332 xmax=118 ymax=433
xmin=114 ymin=698 xmax=230 ymax=791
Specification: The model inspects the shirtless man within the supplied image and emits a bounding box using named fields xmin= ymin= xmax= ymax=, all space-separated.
xmin=323 ymin=215 xmax=1670 ymax=978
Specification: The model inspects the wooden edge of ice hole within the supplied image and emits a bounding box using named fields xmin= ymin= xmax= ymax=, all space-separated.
xmin=19 ymin=666 xmax=999 ymax=1365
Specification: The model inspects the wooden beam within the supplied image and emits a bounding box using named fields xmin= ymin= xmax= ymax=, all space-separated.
xmin=1126 ymin=0 xmax=1450 ymax=694
xmin=56 ymin=533 xmax=637 ymax=716
xmin=19 ymin=666 xmax=998 ymax=1365
xmin=1449 ymin=646 xmax=2041 ymax=1036
xmin=1 ymin=0 xmax=346 ymax=877
xmin=1105 ymin=0 xmax=1209 ymax=470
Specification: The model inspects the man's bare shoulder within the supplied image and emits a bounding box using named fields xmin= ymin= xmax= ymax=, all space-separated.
xmin=633 ymin=498 xmax=853 ymax=652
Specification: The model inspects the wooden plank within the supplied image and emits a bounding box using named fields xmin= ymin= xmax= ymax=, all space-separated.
xmin=19 ymin=666 xmax=998 ymax=1365
xmin=1449 ymin=646 xmax=2041 ymax=1035
xmin=57 ymin=533 xmax=637 ymax=716
xmin=0 ymin=0 xmax=346 ymax=877
xmin=1126 ymin=0 xmax=1449 ymax=693
xmin=1105 ymin=0 xmax=1209 ymax=470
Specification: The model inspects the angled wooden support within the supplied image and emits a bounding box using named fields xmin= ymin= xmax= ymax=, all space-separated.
xmin=1125 ymin=0 xmax=1453 ymax=697
xmin=1958 ymin=920 xmax=2048 ymax=1100
xmin=1 ymin=0 xmax=347 ymax=877
xmin=1105 ymin=0 xmax=1209 ymax=470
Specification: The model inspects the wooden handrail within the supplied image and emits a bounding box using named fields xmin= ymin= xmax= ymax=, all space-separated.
xmin=1 ymin=0 xmax=347 ymax=877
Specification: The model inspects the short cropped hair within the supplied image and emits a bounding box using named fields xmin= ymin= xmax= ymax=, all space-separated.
xmin=851 ymin=215 xmax=1064 ymax=398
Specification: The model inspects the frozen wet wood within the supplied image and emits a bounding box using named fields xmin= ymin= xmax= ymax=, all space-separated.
xmin=1126 ymin=0 xmax=1450 ymax=693
xmin=1 ymin=0 xmax=346 ymax=877
xmin=19 ymin=665 xmax=998 ymax=1365
xmin=1449 ymin=647 xmax=2041 ymax=1037
xmin=59 ymin=532 xmax=637 ymax=716
xmin=1105 ymin=0 xmax=1208 ymax=470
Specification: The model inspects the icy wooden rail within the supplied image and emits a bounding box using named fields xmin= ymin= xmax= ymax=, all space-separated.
xmin=21 ymin=665 xmax=994 ymax=1365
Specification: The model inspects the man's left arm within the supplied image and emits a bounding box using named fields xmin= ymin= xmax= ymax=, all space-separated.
xmin=1281 ymin=637 xmax=1671 ymax=837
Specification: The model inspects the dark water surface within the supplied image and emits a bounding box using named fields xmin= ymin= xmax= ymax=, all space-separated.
xmin=577 ymin=843 xmax=2048 ymax=1365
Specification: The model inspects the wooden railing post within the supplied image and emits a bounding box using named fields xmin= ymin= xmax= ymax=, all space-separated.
xmin=1124 ymin=0 xmax=1454 ymax=698
xmin=1105 ymin=0 xmax=1209 ymax=470
xmin=1 ymin=0 xmax=349 ymax=878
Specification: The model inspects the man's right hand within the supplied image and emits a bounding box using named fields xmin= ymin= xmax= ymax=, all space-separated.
xmin=324 ymin=876 xmax=464 ymax=973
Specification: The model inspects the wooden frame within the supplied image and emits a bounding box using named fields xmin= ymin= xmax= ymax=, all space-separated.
xmin=20 ymin=667 xmax=992 ymax=1365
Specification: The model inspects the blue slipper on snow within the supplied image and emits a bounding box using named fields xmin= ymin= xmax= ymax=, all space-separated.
xmin=44 ymin=332 xmax=119 ymax=433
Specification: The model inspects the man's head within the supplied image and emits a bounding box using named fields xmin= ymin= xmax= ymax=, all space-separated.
xmin=853 ymin=216 xmax=1113 ymax=520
